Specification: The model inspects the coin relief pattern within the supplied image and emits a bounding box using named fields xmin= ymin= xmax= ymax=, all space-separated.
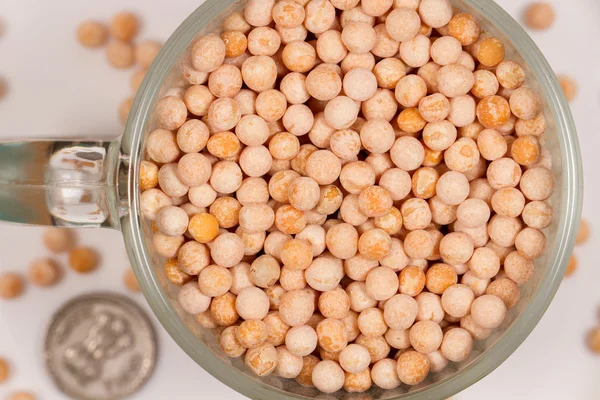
xmin=45 ymin=294 xmax=156 ymax=400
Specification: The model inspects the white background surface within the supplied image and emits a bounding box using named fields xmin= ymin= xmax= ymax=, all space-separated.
xmin=0 ymin=0 xmax=598 ymax=399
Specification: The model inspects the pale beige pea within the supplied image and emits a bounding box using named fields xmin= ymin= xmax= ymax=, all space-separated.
xmin=515 ymin=227 xmax=546 ymax=259
xmin=244 ymin=0 xmax=275 ymax=27
xmin=487 ymin=157 xmax=522 ymax=189
xmin=326 ymin=223 xmax=359 ymax=260
xmin=208 ymin=64 xmax=243 ymax=98
xmin=304 ymin=0 xmax=337 ymax=34
xmin=383 ymin=8 xmax=420 ymax=43
xmin=516 ymin=113 xmax=546 ymax=137
xmin=522 ymin=200 xmax=553 ymax=229
xmin=176 ymin=119 xmax=209 ymax=154
xmin=207 ymin=98 xmax=242 ymax=131
xmin=242 ymin=55 xmax=278 ymax=92
xmin=184 ymin=85 xmax=215 ymax=117
xmin=448 ymin=95 xmax=477 ymax=128
xmin=343 ymin=68 xmax=378 ymax=102
xmin=488 ymin=214 xmax=523 ymax=247
xmin=379 ymin=168 xmax=412 ymax=201
xmin=316 ymin=30 xmax=348 ymax=64
xmin=460 ymin=271 xmax=490 ymax=297
xmin=510 ymin=87 xmax=542 ymax=121
xmin=362 ymin=89 xmax=398 ymax=122
xmin=283 ymin=104 xmax=314 ymax=136
xmin=395 ymin=75 xmax=427 ymax=108
xmin=341 ymin=52 xmax=376 ymax=74
xmin=477 ymin=128 xmax=507 ymax=161
xmin=43 ymin=228 xmax=75 ymax=253
xmin=558 ymin=75 xmax=577 ymax=102
xmin=282 ymin=41 xmax=317 ymax=73
xmin=277 ymin=24 xmax=308 ymax=46
xmin=156 ymin=96 xmax=188 ymax=130
xmin=255 ymin=89 xmax=287 ymax=122
xmin=191 ymin=35 xmax=226 ymax=73
xmin=374 ymin=58 xmax=406 ymax=90
xmin=437 ymin=65 xmax=475 ymax=100
xmin=491 ymin=187 xmax=525 ymax=217
xmin=305 ymin=150 xmax=342 ymax=185
xmin=324 ymin=96 xmax=359 ymax=130
xmin=422 ymin=120 xmax=457 ymax=151
xmin=280 ymin=72 xmax=310 ymax=104
xmin=210 ymin=163 xmax=242 ymax=197
xmin=520 ymin=166 xmax=554 ymax=200
xmin=401 ymin=198 xmax=433 ymax=230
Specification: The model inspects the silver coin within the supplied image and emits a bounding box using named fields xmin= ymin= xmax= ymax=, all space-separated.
xmin=45 ymin=293 xmax=157 ymax=400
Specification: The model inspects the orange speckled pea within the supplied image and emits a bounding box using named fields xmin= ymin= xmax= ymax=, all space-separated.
xmin=448 ymin=13 xmax=480 ymax=46
xmin=188 ymin=213 xmax=219 ymax=243
xmin=399 ymin=266 xmax=426 ymax=297
xmin=358 ymin=186 xmax=393 ymax=218
xmin=164 ymin=258 xmax=192 ymax=286
xmin=374 ymin=207 xmax=403 ymax=235
xmin=221 ymin=30 xmax=248 ymax=58
xmin=471 ymin=70 xmax=499 ymax=99
xmin=477 ymin=95 xmax=511 ymax=129
xmin=255 ymin=89 xmax=287 ymax=122
xmin=242 ymin=55 xmax=278 ymax=92
xmin=403 ymin=229 xmax=434 ymax=259
xmin=276 ymin=205 xmax=307 ymax=234
xmin=397 ymin=108 xmax=427 ymax=134
xmin=476 ymin=37 xmax=505 ymax=67
xmin=411 ymin=167 xmax=439 ymax=199
xmin=282 ymin=41 xmax=317 ymax=73
xmin=358 ymin=229 xmax=392 ymax=261
xmin=396 ymin=350 xmax=430 ymax=386
xmin=281 ymin=239 xmax=314 ymax=271
xmin=437 ymin=64 xmax=475 ymax=98
xmin=425 ymin=263 xmax=458 ymax=294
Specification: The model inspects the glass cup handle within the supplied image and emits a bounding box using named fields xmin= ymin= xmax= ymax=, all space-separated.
xmin=0 ymin=139 xmax=128 ymax=229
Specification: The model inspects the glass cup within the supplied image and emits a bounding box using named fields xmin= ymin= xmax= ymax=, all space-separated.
xmin=0 ymin=0 xmax=583 ymax=398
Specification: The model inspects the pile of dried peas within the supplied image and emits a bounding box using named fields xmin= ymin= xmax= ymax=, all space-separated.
xmin=138 ymin=0 xmax=560 ymax=394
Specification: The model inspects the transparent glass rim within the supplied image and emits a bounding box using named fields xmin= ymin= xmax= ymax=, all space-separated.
xmin=122 ymin=0 xmax=583 ymax=398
